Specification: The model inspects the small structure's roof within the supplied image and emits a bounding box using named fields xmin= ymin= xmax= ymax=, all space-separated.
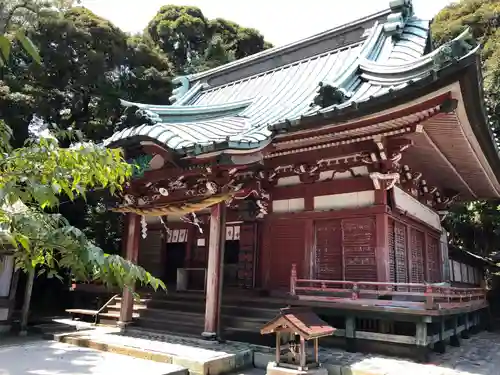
xmin=260 ymin=308 xmax=335 ymax=340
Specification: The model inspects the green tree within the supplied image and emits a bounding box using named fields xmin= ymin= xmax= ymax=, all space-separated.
xmin=0 ymin=0 xmax=165 ymax=333
xmin=1 ymin=6 xmax=173 ymax=147
xmin=146 ymin=5 xmax=271 ymax=74
xmin=432 ymin=0 xmax=500 ymax=258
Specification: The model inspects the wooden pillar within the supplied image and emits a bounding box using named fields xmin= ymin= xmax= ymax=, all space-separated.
xmin=345 ymin=315 xmax=356 ymax=352
xmin=415 ymin=319 xmax=429 ymax=363
xmin=202 ymin=202 xmax=226 ymax=339
xmin=375 ymin=213 xmax=390 ymax=283
xmin=275 ymin=332 xmax=281 ymax=364
xmin=119 ymin=213 xmax=141 ymax=327
xmin=299 ymin=336 xmax=306 ymax=370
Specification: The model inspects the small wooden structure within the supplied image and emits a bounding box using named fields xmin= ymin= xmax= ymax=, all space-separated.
xmin=261 ymin=308 xmax=335 ymax=371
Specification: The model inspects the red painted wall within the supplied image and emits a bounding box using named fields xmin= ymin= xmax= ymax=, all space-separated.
xmin=259 ymin=210 xmax=382 ymax=290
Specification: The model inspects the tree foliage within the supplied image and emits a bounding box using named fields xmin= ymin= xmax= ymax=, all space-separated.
xmin=0 ymin=0 xmax=271 ymax=293
xmin=0 ymin=0 xmax=165 ymax=292
xmin=432 ymin=0 xmax=500 ymax=257
xmin=146 ymin=5 xmax=271 ymax=74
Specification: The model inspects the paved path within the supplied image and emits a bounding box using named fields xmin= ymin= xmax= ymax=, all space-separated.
xmin=0 ymin=340 xmax=186 ymax=375
xmin=252 ymin=331 xmax=500 ymax=375
xmin=433 ymin=331 xmax=500 ymax=374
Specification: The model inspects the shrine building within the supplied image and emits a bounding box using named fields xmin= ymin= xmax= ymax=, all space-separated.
xmin=95 ymin=0 xmax=497 ymax=359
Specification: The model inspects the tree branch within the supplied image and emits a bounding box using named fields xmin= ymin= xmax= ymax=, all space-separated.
xmin=1 ymin=2 xmax=38 ymax=34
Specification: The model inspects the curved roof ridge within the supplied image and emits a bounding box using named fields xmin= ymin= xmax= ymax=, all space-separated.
xmin=181 ymin=8 xmax=391 ymax=84
xmin=359 ymin=28 xmax=476 ymax=77
xmin=196 ymin=41 xmax=364 ymax=96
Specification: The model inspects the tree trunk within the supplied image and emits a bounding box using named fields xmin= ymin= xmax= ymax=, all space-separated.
xmin=19 ymin=268 xmax=35 ymax=336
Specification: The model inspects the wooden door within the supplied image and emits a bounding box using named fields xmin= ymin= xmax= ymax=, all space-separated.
xmin=342 ymin=218 xmax=377 ymax=281
xmin=426 ymin=236 xmax=441 ymax=282
xmin=237 ymin=223 xmax=257 ymax=288
xmin=394 ymin=221 xmax=408 ymax=284
xmin=314 ymin=220 xmax=342 ymax=280
xmin=267 ymin=219 xmax=306 ymax=289
xmin=410 ymin=228 xmax=424 ymax=283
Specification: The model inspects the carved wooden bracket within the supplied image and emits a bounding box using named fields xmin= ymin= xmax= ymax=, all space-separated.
xmin=369 ymin=172 xmax=400 ymax=190
xmin=293 ymin=164 xmax=320 ymax=183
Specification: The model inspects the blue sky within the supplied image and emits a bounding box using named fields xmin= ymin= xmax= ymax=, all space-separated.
xmin=81 ymin=0 xmax=456 ymax=46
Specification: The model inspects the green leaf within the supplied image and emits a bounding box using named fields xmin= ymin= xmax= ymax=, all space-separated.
xmin=15 ymin=30 xmax=41 ymax=64
xmin=16 ymin=234 xmax=30 ymax=251
xmin=0 ymin=36 xmax=11 ymax=62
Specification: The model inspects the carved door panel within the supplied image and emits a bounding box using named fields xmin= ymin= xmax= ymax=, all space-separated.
xmin=426 ymin=236 xmax=441 ymax=282
xmin=342 ymin=218 xmax=377 ymax=282
xmin=389 ymin=220 xmax=396 ymax=282
xmin=394 ymin=222 xmax=408 ymax=284
xmin=237 ymin=223 xmax=257 ymax=288
xmin=410 ymin=228 xmax=424 ymax=284
xmin=314 ymin=220 xmax=342 ymax=280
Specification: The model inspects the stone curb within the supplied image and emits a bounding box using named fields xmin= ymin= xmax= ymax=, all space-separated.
xmin=254 ymin=352 xmax=383 ymax=375
xmin=50 ymin=332 xmax=253 ymax=375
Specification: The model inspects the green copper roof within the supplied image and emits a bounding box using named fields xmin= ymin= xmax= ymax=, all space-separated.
xmin=104 ymin=0 xmax=478 ymax=158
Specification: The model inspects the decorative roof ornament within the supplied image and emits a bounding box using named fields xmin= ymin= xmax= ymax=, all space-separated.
xmin=169 ymin=76 xmax=190 ymax=104
xmin=383 ymin=0 xmax=414 ymax=38
xmin=432 ymin=28 xmax=477 ymax=70
xmin=312 ymin=82 xmax=351 ymax=108
xmin=117 ymin=106 xmax=161 ymax=131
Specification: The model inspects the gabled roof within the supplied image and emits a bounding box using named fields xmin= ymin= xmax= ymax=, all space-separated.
xmin=104 ymin=0 xmax=478 ymax=159
xmin=260 ymin=307 xmax=335 ymax=340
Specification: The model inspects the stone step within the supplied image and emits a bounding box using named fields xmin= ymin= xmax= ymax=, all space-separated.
xmin=135 ymin=318 xmax=203 ymax=337
xmin=53 ymin=330 xmax=253 ymax=375
xmin=106 ymin=303 xmax=149 ymax=311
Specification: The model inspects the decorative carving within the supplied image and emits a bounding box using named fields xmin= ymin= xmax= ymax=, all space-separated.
xmin=180 ymin=212 xmax=204 ymax=233
xmin=370 ymin=172 xmax=400 ymax=190
xmin=141 ymin=215 xmax=148 ymax=239
xmin=117 ymin=106 xmax=160 ymax=131
xmin=432 ymin=29 xmax=477 ymax=69
xmin=169 ymin=76 xmax=190 ymax=104
xmin=312 ymin=82 xmax=351 ymax=108
xmin=419 ymin=179 xmax=437 ymax=207
xmin=228 ymin=179 xmax=271 ymax=220
xmin=128 ymin=154 xmax=153 ymax=178
xmin=293 ymin=164 xmax=320 ymax=183
xmin=384 ymin=0 xmax=414 ymax=38
xmin=400 ymin=165 xmax=422 ymax=197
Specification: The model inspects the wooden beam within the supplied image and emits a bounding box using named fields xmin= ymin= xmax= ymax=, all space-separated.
xmin=119 ymin=213 xmax=141 ymax=326
xmin=202 ymin=202 xmax=226 ymax=339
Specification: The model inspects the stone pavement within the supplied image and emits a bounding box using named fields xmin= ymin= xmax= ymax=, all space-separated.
xmin=433 ymin=331 xmax=500 ymax=375
xmin=0 ymin=340 xmax=187 ymax=375
xmin=40 ymin=324 xmax=500 ymax=375
xmin=108 ymin=329 xmax=500 ymax=375
xmin=252 ymin=331 xmax=500 ymax=375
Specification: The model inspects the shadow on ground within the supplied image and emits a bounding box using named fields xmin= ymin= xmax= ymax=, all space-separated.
xmin=0 ymin=339 xmax=179 ymax=375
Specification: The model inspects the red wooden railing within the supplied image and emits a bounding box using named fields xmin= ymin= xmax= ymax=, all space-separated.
xmin=289 ymin=264 xmax=487 ymax=310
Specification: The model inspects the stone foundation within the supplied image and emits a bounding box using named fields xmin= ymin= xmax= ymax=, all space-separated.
xmin=266 ymin=362 xmax=327 ymax=375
